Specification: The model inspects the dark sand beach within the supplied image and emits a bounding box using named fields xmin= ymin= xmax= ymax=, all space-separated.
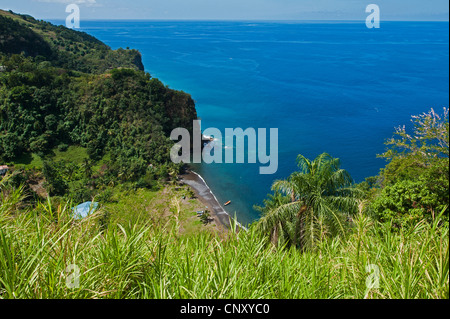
xmin=180 ymin=170 xmax=233 ymax=230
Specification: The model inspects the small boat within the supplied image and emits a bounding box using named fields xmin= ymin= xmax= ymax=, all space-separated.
xmin=224 ymin=201 xmax=231 ymax=206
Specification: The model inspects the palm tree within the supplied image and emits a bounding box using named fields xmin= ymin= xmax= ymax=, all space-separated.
xmin=254 ymin=191 xmax=291 ymax=245
xmin=256 ymin=153 xmax=361 ymax=251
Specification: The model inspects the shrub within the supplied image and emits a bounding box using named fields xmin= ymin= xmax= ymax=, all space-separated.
xmin=57 ymin=143 xmax=69 ymax=152
xmin=110 ymin=68 xmax=136 ymax=81
xmin=370 ymin=178 xmax=448 ymax=228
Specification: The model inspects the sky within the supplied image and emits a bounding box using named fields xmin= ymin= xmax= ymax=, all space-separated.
xmin=1 ymin=0 xmax=449 ymax=21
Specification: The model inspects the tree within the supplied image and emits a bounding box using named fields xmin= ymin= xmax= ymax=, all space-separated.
xmin=42 ymin=160 xmax=68 ymax=196
xmin=200 ymin=210 xmax=212 ymax=225
xmin=370 ymin=178 xmax=448 ymax=228
xmin=254 ymin=191 xmax=290 ymax=215
xmin=380 ymin=107 xmax=449 ymax=164
xmin=372 ymin=108 xmax=449 ymax=227
xmin=257 ymin=153 xmax=361 ymax=251
xmin=0 ymin=132 xmax=23 ymax=160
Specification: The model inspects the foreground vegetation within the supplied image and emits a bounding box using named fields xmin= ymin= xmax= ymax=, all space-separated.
xmin=0 ymin=179 xmax=447 ymax=298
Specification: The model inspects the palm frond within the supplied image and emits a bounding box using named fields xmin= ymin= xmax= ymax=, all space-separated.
xmin=256 ymin=201 xmax=301 ymax=237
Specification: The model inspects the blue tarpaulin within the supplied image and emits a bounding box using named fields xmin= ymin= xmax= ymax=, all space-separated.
xmin=72 ymin=202 xmax=99 ymax=219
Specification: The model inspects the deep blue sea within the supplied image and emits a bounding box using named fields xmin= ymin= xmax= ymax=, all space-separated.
xmin=52 ymin=20 xmax=449 ymax=226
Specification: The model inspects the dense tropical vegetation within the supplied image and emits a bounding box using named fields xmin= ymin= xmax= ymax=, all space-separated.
xmin=1 ymin=9 xmax=197 ymax=204
xmin=372 ymin=108 xmax=449 ymax=227
xmin=0 ymin=10 xmax=448 ymax=299
xmin=0 ymin=10 xmax=144 ymax=73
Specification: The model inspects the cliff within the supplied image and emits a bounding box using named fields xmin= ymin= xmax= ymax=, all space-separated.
xmin=0 ymin=10 xmax=197 ymax=183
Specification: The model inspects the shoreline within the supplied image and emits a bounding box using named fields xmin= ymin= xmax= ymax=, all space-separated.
xmin=180 ymin=169 xmax=246 ymax=232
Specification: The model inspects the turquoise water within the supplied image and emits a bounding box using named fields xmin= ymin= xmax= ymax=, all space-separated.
xmin=55 ymin=20 xmax=449 ymax=226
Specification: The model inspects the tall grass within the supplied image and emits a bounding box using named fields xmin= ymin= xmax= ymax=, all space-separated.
xmin=0 ymin=184 xmax=448 ymax=299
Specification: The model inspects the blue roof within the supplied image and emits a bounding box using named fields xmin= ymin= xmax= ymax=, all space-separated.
xmin=72 ymin=202 xmax=99 ymax=219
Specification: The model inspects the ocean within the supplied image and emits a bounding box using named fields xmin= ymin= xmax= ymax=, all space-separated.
xmin=52 ymin=20 xmax=449 ymax=226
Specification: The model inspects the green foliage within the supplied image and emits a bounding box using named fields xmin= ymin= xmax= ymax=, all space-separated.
xmin=378 ymin=107 xmax=449 ymax=187
xmin=0 ymin=15 xmax=53 ymax=59
xmin=0 ymin=11 xmax=197 ymax=198
xmin=254 ymin=191 xmax=290 ymax=214
xmin=42 ymin=160 xmax=68 ymax=196
xmin=375 ymin=157 xmax=449 ymax=226
xmin=257 ymin=153 xmax=362 ymax=251
xmin=372 ymin=108 xmax=449 ymax=228
xmin=0 ymin=132 xmax=24 ymax=160
xmin=370 ymin=178 xmax=448 ymax=228
xmin=380 ymin=107 xmax=449 ymax=162
xmin=0 ymin=10 xmax=144 ymax=74
xmin=96 ymin=188 xmax=116 ymax=203
xmin=0 ymin=183 xmax=448 ymax=299
xmin=136 ymin=170 xmax=159 ymax=190
xmin=110 ymin=67 xmax=137 ymax=80
xmin=200 ymin=210 xmax=212 ymax=225
xmin=0 ymin=55 xmax=195 ymax=178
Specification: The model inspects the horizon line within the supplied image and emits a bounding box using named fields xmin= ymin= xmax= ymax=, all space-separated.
xmin=2 ymin=9 xmax=448 ymax=23
xmin=45 ymin=18 xmax=450 ymax=23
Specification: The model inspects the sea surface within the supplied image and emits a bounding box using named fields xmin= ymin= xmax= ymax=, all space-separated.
xmin=52 ymin=20 xmax=449 ymax=226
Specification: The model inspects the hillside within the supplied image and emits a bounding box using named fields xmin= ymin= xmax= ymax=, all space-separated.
xmin=0 ymin=9 xmax=144 ymax=73
xmin=0 ymin=10 xmax=197 ymax=203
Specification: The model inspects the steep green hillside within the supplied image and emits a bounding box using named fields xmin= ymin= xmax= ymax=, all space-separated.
xmin=0 ymin=14 xmax=53 ymax=58
xmin=0 ymin=10 xmax=197 ymax=201
xmin=0 ymin=9 xmax=144 ymax=73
